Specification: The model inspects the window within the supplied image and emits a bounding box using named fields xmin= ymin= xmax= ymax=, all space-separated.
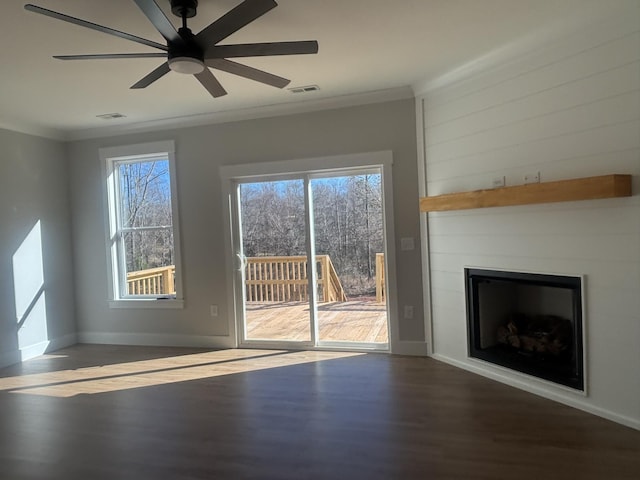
xmin=101 ymin=141 xmax=183 ymax=306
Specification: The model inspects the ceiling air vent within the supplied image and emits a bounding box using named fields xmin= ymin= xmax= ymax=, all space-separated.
xmin=288 ymin=85 xmax=320 ymax=94
xmin=96 ymin=113 xmax=126 ymax=120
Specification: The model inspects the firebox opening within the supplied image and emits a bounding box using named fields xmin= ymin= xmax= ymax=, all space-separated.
xmin=465 ymin=268 xmax=584 ymax=391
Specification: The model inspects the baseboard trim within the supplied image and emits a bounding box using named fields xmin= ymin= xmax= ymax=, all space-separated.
xmin=78 ymin=332 xmax=235 ymax=350
xmin=20 ymin=333 xmax=79 ymax=361
xmin=44 ymin=333 xmax=78 ymax=354
xmin=431 ymin=353 xmax=640 ymax=431
xmin=0 ymin=333 xmax=78 ymax=369
xmin=0 ymin=350 xmax=21 ymax=370
xmin=391 ymin=341 xmax=429 ymax=356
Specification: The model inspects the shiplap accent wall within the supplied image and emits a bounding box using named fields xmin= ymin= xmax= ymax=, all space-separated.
xmin=417 ymin=4 xmax=640 ymax=429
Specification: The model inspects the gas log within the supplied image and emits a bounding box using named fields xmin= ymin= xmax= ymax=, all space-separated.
xmin=497 ymin=313 xmax=572 ymax=356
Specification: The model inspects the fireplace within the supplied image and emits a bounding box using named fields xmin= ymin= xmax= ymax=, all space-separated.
xmin=465 ymin=268 xmax=584 ymax=391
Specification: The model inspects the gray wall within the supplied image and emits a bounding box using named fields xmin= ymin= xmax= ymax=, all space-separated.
xmin=0 ymin=128 xmax=76 ymax=367
xmin=68 ymin=99 xmax=425 ymax=348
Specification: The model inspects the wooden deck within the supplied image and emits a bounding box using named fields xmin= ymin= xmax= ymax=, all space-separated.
xmin=245 ymin=300 xmax=388 ymax=343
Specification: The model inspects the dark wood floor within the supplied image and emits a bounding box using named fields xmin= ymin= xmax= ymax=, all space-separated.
xmin=0 ymin=345 xmax=638 ymax=480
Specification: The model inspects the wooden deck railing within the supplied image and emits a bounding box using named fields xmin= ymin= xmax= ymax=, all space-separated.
xmin=127 ymin=252 xmax=384 ymax=303
xmin=376 ymin=253 xmax=385 ymax=303
xmin=127 ymin=265 xmax=175 ymax=295
xmin=318 ymin=255 xmax=348 ymax=303
xmin=245 ymin=255 xmax=347 ymax=303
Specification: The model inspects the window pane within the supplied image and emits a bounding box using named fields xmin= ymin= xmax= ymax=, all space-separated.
xmin=123 ymin=229 xmax=175 ymax=296
xmin=312 ymin=174 xmax=388 ymax=343
xmin=117 ymin=159 xmax=172 ymax=229
xmin=312 ymin=174 xmax=383 ymax=298
xmin=240 ymin=180 xmax=311 ymax=342
xmin=240 ymin=181 xmax=306 ymax=258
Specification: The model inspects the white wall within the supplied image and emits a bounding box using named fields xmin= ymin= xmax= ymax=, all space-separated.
xmin=417 ymin=3 xmax=640 ymax=428
xmin=68 ymin=99 xmax=426 ymax=353
xmin=0 ymin=128 xmax=77 ymax=368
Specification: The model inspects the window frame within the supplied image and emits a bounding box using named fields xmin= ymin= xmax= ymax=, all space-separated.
xmin=101 ymin=140 xmax=184 ymax=308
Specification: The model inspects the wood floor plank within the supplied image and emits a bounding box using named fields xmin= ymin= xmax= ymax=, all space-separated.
xmin=0 ymin=344 xmax=638 ymax=479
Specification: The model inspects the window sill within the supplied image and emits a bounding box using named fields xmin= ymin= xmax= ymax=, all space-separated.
xmin=108 ymin=299 xmax=184 ymax=309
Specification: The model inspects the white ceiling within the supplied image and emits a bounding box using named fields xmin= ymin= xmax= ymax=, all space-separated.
xmin=0 ymin=0 xmax=615 ymax=139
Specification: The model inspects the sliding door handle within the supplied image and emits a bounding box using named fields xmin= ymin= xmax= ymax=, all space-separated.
xmin=236 ymin=253 xmax=247 ymax=271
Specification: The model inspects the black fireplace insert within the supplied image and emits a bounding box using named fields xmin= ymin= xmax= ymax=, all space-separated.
xmin=465 ymin=268 xmax=584 ymax=390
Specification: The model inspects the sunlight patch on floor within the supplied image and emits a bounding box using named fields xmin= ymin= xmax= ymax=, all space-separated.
xmin=2 ymin=349 xmax=365 ymax=398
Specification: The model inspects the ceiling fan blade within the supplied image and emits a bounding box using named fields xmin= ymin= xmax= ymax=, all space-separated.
xmin=132 ymin=0 xmax=183 ymax=45
xmin=131 ymin=63 xmax=171 ymax=89
xmin=196 ymin=0 xmax=277 ymax=48
xmin=24 ymin=4 xmax=168 ymax=51
xmin=206 ymin=59 xmax=290 ymax=88
xmin=54 ymin=53 xmax=167 ymax=60
xmin=206 ymin=41 xmax=319 ymax=58
xmin=195 ymin=69 xmax=228 ymax=98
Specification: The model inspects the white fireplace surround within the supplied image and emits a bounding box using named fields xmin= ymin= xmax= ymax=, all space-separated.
xmin=416 ymin=4 xmax=640 ymax=430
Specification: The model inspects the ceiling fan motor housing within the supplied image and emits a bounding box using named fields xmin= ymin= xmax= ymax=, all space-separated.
xmin=168 ymin=27 xmax=204 ymax=60
xmin=171 ymin=0 xmax=198 ymax=18
xmin=168 ymin=26 xmax=205 ymax=74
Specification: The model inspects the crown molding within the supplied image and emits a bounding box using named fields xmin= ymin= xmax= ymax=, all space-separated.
xmin=0 ymin=87 xmax=413 ymax=142
xmin=0 ymin=119 xmax=66 ymax=141
xmin=65 ymin=86 xmax=415 ymax=141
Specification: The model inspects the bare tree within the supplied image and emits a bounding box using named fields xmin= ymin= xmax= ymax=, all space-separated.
xmin=118 ymin=160 xmax=173 ymax=272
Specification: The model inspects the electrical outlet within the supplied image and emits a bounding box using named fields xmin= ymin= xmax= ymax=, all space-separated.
xmin=210 ymin=305 xmax=218 ymax=317
xmin=403 ymin=305 xmax=414 ymax=319
xmin=492 ymin=176 xmax=506 ymax=188
xmin=400 ymin=237 xmax=415 ymax=251
xmin=524 ymin=172 xmax=540 ymax=184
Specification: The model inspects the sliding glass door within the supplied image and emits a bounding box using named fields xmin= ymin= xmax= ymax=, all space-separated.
xmin=239 ymin=179 xmax=312 ymax=343
xmin=231 ymin=167 xmax=389 ymax=350
xmin=311 ymin=173 xmax=388 ymax=344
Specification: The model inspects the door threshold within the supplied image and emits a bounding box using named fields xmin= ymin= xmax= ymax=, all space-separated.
xmin=238 ymin=341 xmax=389 ymax=354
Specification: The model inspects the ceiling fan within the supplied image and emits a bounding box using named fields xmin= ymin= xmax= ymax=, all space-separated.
xmin=24 ymin=0 xmax=319 ymax=98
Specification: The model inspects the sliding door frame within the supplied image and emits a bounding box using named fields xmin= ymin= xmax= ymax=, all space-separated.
xmin=220 ymin=151 xmax=399 ymax=352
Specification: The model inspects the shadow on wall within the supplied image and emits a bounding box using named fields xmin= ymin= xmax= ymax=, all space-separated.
xmin=11 ymin=220 xmax=50 ymax=361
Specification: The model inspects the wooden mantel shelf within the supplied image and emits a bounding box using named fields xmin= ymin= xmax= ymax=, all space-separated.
xmin=420 ymin=174 xmax=632 ymax=212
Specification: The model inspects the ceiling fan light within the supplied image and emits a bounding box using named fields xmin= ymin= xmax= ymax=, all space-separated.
xmin=168 ymin=56 xmax=205 ymax=75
